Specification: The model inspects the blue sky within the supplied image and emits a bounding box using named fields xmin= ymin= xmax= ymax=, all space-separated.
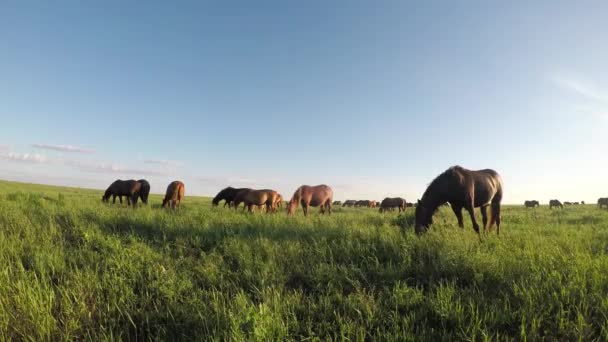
xmin=1 ymin=1 xmax=607 ymax=203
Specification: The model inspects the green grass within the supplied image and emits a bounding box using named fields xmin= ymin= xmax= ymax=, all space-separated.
xmin=1 ymin=180 xmax=608 ymax=340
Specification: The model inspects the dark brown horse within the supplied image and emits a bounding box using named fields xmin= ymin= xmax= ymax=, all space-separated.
xmin=102 ymin=180 xmax=142 ymax=206
xmin=524 ymin=200 xmax=539 ymax=208
xmin=342 ymin=200 xmax=356 ymax=207
xmin=333 ymin=200 xmax=342 ymax=206
xmin=287 ymin=185 xmax=333 ymax=216
xmin=379 ymin=197 xmax=406 ymax=213
xmin=233 ymin=189 xmax=279 ymax=213
xmin=415 ymin=166 xmax=503 ymax=234
xmin=597 ymin=198 xmax=608 ymax=209
xmin=162 ymin=181 xmax=185 ymax=208
xmin=137 ymin=179 xmax=150 ymax=204
xmin=564 ymin=201 xmax=572 ymax=206
xmin=212 ymin=187 xmax=250 ymax=208
xmin=549 ymin=199 xmax=563 ymax=209
xmin=355 ymin=200 xmax=371 ymax=207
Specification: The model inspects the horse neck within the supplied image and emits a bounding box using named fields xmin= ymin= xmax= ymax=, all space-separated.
xmin=420 ymin=181 xmax=446 ymax=212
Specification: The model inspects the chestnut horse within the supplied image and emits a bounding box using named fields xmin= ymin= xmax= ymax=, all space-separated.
xmin=379 ymin=197 xmax=406 ymax=213
xmin=287 ymin=185 xmax=333 ymax=216
xmin=212 ymin=187 xmax=250 ymax=208
xmin=137 ymin=179 xmax=150 ymax=204
xmin=415 ymin=166 xmax=503 ymax=234
xmin=102 ymin=180 xmax=142 ymax=206
xmin=233 ymin=189 xmax=279 ymax=213
xmin=162 ymin=181 xmax=185 ymax=208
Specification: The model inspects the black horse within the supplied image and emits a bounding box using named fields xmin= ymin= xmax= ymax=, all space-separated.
xmin=415 ymin=166 xmax=503 ymax=234
xmin=212 ymin=187 xmax=250 ymax=208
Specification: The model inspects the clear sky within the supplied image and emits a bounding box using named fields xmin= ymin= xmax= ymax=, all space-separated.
xmin=1 ymin=1 xmax=607 ymax=204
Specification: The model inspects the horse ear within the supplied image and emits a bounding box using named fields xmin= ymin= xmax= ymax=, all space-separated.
xmin=417 ymin=199 xmax=421 ymax=204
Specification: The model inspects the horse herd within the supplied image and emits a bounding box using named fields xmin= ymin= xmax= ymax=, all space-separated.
xmin=100 ymin=166 xmax=510 ymax=235
xmin=524 ymin=199 xmax=608 ymax=209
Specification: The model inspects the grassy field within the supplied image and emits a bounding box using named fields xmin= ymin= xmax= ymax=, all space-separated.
xmin=1 ymin=180 xmax=608 ymax=340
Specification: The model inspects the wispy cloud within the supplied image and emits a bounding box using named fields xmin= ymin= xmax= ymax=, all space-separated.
xmin=31 ymin=144 xmax=94 ymax=154
xmin=66 ymin=160 xmax=168 ymax=176
xmin=552 ymin=76 xmax=608 ymax=104
xmin=143 ymin=159 xmax=183 ymax=167
xmin=0 ymin=152 xmax=49 ymax=163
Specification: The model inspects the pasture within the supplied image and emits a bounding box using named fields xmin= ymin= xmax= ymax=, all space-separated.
xmin=1 ymin=180 xmax=608 ymax=340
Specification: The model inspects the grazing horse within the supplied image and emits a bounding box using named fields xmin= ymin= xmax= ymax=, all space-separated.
xmin=162 ymin=181 xmax=185 ymax=209
xmin=333 ymin=201 xmax=342 ymax=206
xmin=379 ymin=197 xmax=406 ymax=213
xmin=137 ymin=179 xmax=150 ymax=204
xmin=415 ymin=166 xmax=503 ymax=235
xmin=564 ymin=201 xmax=572 ymax=206
xmin=597 ymin=198 xmax=608 ymax=209
xmin=342 ymin=200 xmax=356 ymax=207
xmin=524 ymin=200 xmax=539 ymax=208
xmin=573 ymin=202 xmax=580 ymax=205
xmin=355 ymin=200 xmax=371 ymax=207
xmin=102 ymin=180 xmax=142 ymax=206
xmin=582 ymin=201 xmax=585 ymax=205
xmin=274 ymin=194 xmax=284 ymax=209
xmin=287 ymin=185 xmax=333 ymax=216
xmin=370 ymin=200 xmax=378 ymax=208
xmin=549 ymin=199 xmax=563 ymax=209
xmin=212 ymin=187 xmax=250 ymax=208
xmin=233 ymin=189 xmax=279 ymax=213
xmin=406 ymin=202 xmax=414 ymax=208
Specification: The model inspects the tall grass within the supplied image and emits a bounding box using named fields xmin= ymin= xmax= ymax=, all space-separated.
xmin=0 ymin=180 xmax=607 ymax=340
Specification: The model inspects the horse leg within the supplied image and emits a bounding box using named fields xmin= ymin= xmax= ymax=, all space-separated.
xmin=328 ymin=201 xmax=332 ymax=215
xmin=490 ymin=202 xmax=501 ymax=235
xmin=451 ymin=204 xmax=465 ymax=228
xmin=464 ymin=202 xmax=480 ymax=233
xmin=480 ymin=205 xmax=488 ymax=232
xmin=303 ymin=204 xmax=309 ymax=216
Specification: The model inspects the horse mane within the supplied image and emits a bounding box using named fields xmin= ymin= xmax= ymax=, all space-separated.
xmin=419 ymin=166 xmax=464 ymax=214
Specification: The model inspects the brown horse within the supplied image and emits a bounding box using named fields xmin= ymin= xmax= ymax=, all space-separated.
xmin=524 ymin=200 xmax=539 ymax=208
xmin=549 ymin=199 xmax=563 ymax=209
xmin=212 ymin=187 xmax=250 ymax=208
xmin=342 ymin=200 xmax=356 ymax=207
xmin=333 ymin=200 xmax=342 ymax=206
xmin=162 ymin=181 xmax=185 ymax=208
xmin=274 ymin=194 xmax=284 ymax=209
xmin=370 ymin=200 xmax=378 ymax=208
xmin=287 ymin=185 xmax=333 ymax=216
xmin=102 ymin=180 xmax=142 ymax=206
xmin=415 ymin=166 xmax=503 ymax=234
xmin=233 ymin=189 xmax=279 ymax=213
xmin=137 ymin=179 xmax=151 ymax=204
xmin=597 ymin=198 xmax=608 ymax=208
xmin=379 ymin=197 xmax=406 ymax=213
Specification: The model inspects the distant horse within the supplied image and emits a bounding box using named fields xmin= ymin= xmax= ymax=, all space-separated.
xmin=162 ymin=181 xmax=185 ymax=209
xmin=379 ymin=197 xmax=406 ymax=213
xmin=342 ymin=200 xmax=356 ymax=207
xmin=573 ymin=202 xmax=580 ymax=205
xmin=333 ymin=201 xmax=342 ymax=206
xmin=406 ymin=202 xmax=414 ymax=208
xmin=274 ymin=194 xmax=284 ymax=209
xmin=233 ymin=189 xmax=279 ymax=213
xmin=415 ymin=166 xmax=503 ymax=234
xmin=582 ymin=201 xmax=585 ymax=205
xmin=524 ymin=200 xmax=539 ymax=208
xmin=137 ymin=179 xmax=150 ymax=204
xmin=102 ymin=180 xmax=142 ymax=206
xmin=212 ymin=187 xmax=249 ymax=208
xmin=564 ymin=201 xmax=572 ymax=206
xmin=355 ymin=200 xmax=371 ymax=207
xmin=597 ymin=198 xmax=608 ymax=209
xmin=370 ymin=200 xmax=378 ymax=208
xmin=549 ymin=199 xmax=563 ymax=209
xmin=287 ymin=185 xmax=333 ymax=216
